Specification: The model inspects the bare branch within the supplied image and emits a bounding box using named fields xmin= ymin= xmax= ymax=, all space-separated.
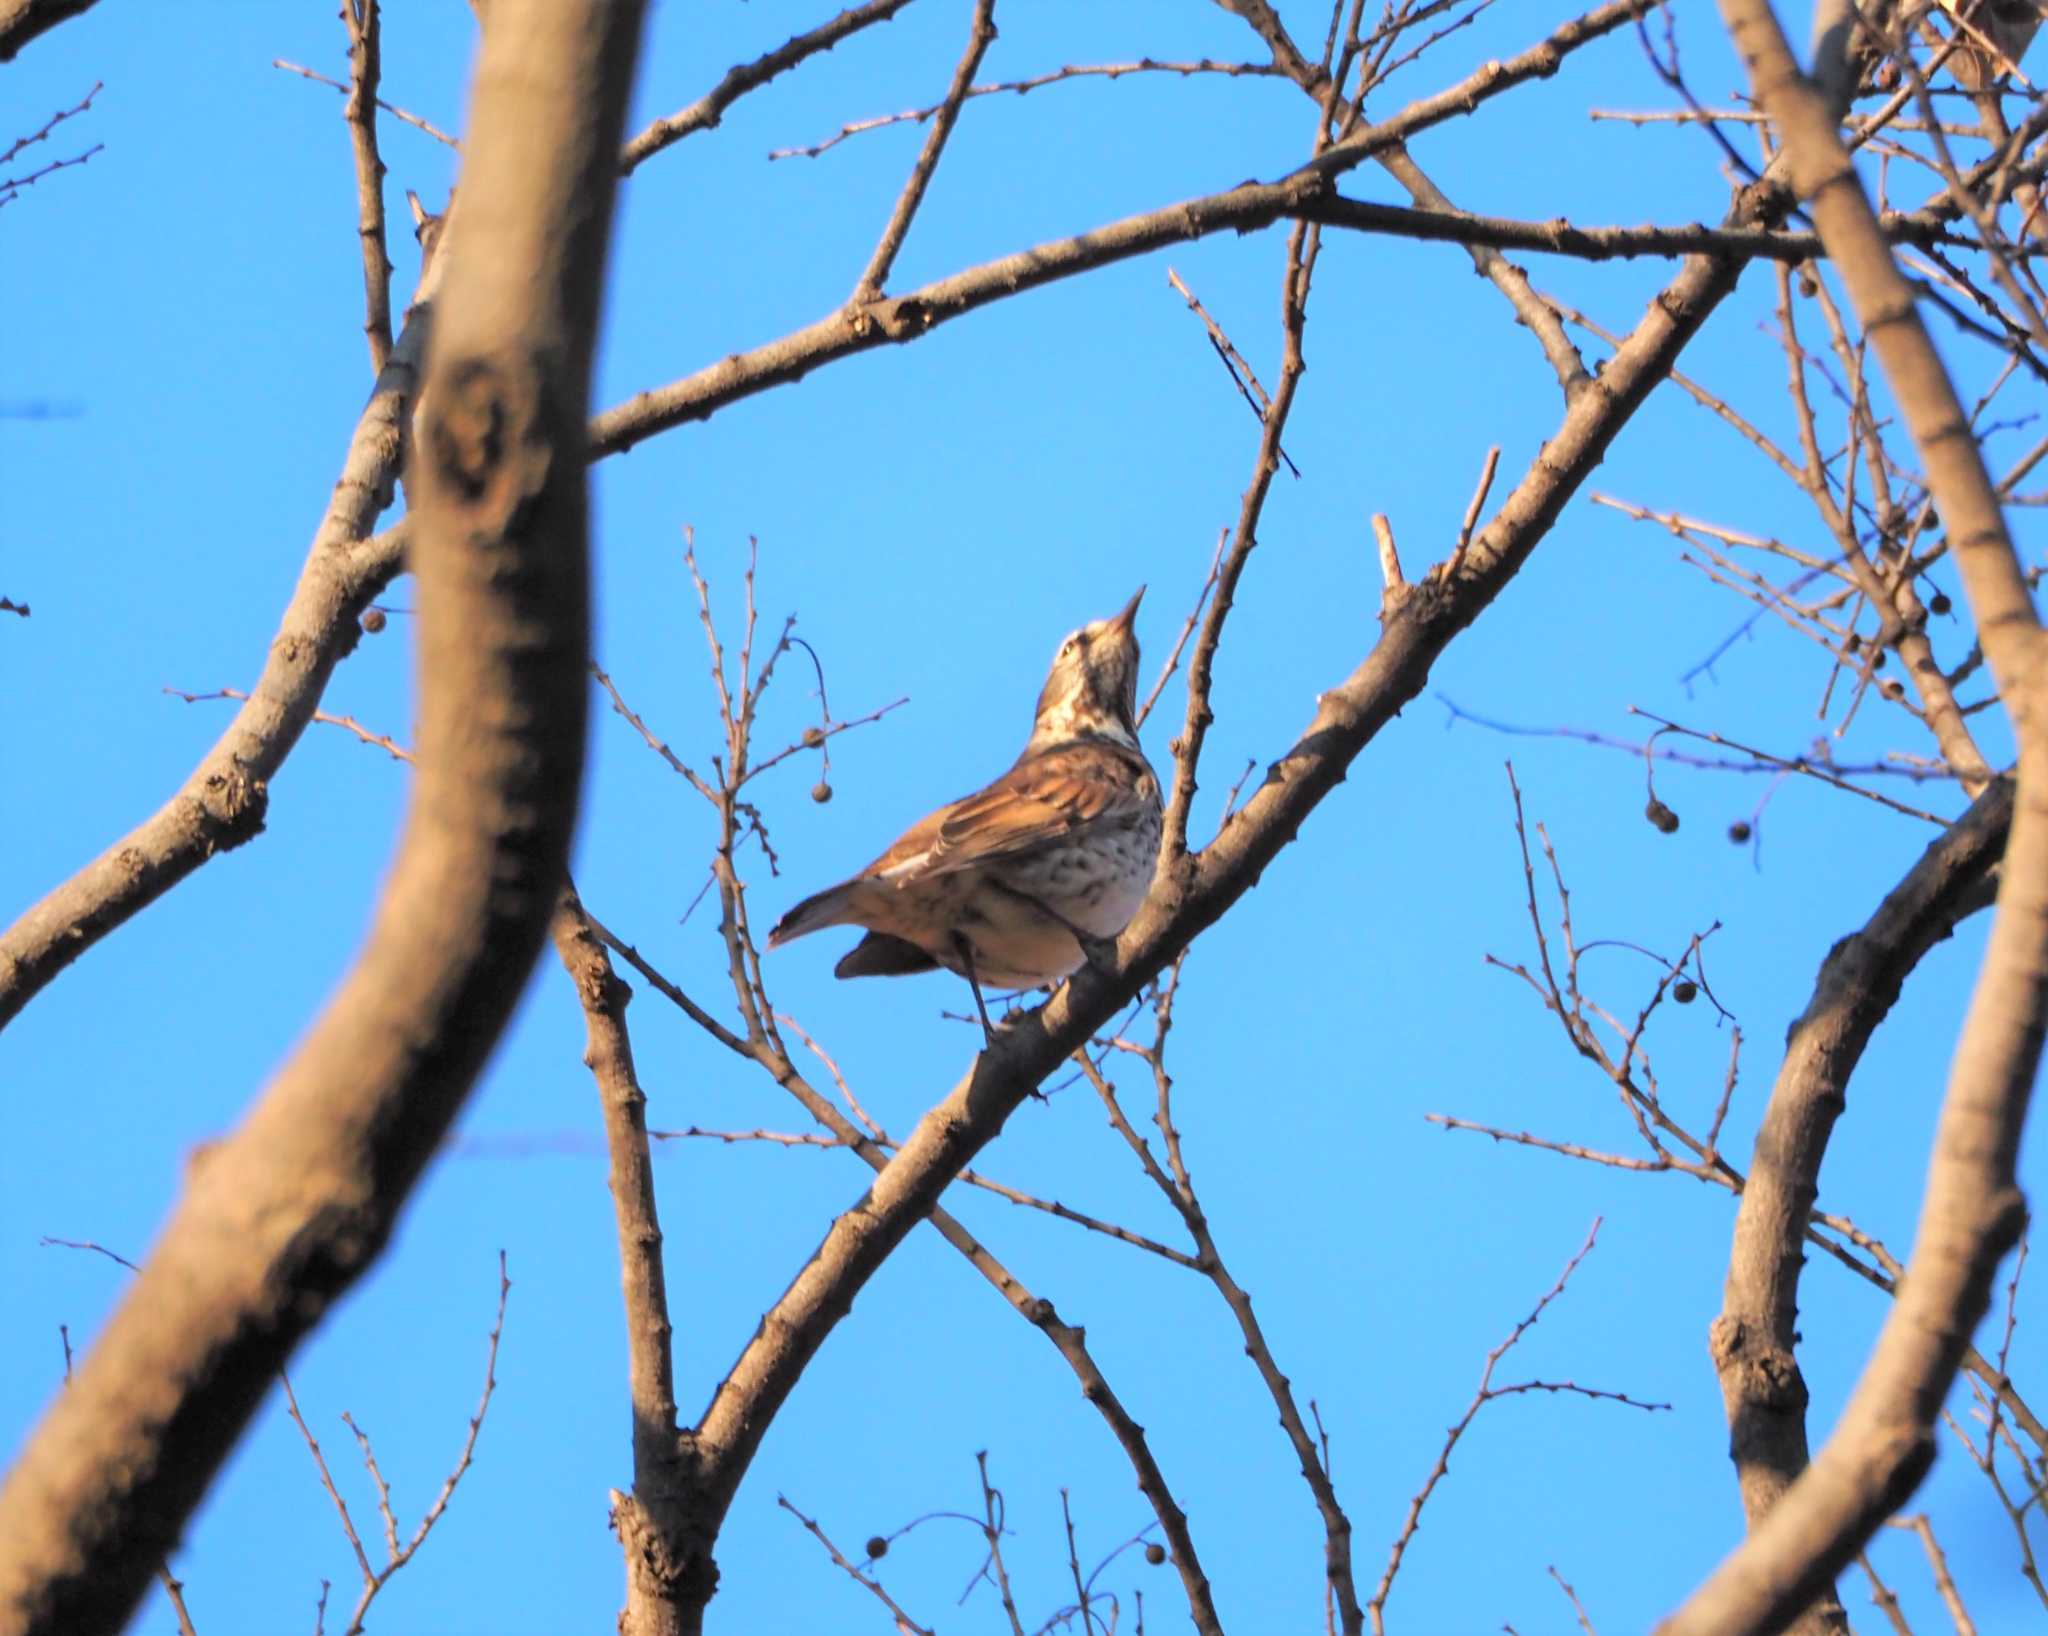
xmin=581 ymin=900 xmax=1223 ymax=1632
xmin=1661 ymin=0 xmax=2048 ymax=1627
xmin=850 ymin=0 xmax=997 ymax=302
xmin=0 ymin=8 xmax=643 ymax=1628
xmin=620 ymin=0 xmax=914 ymax=174
xmin=271 ymin=59 xmax=461 ymax=149
xmin=778 ymin=1496 xmax=935 ymax=1636
xmin=770 ymin=58 xmax=1285 ymax=160
xmin=1166 ymin=267 xmax=1300 ymax=474
xmin=0 ymin=279 xmax=432 ymax=1028
xmin=1888 ymin=1515 xmax=1975 ymax=1636
xmin=0 ymin=80 xmax=101 ymax=205
xmin=589 ymin=0 xmax=1661 ymax=459
xmin=1712 ymin=773 xmax=2010 ymax=1528
xmin=1295 ymin=190 xmax=1963 ymax=262
xmin=1367 ymin=146 xmax=1593 ymax=401
xmin=1369 ymin=1222 xmax=1663 ymax=1632
xmin=1164 ymin=218 xmax=1317 ymax=857
xmin=660 ymin=121 xmax=1799 ymax=1630
xmin=340 ymin=0 xmax=394 ymax=374
xmin=0 ymin=0 xmax=99 ymax=63
xmin=549 ymin=893 xmax=692 ymax=1636
xmin=1448 ymin=445 xmax=1501 ymax=579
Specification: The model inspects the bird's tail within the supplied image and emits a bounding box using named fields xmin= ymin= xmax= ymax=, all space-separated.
xmin=765 ymin=879 xmax=859 ymax=949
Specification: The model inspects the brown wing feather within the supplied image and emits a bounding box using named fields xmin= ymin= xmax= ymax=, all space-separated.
xmin=872 ymin=742 xmax=1156 ymax=882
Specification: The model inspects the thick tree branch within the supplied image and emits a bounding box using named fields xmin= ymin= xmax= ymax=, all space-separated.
xmin=0 ymin=271 xmax=433 ymax=1031
xmin=589 ymin=0 xmax=1657 ymax=458
xmin=549 ymin=894 xmax=686 ymax=1636
xmin=1660 ymin=2 xmax=2048 ymax=1631
xmin=0 ymin=7 xmax=643 ymax=1632
xmin=586 ymin=912 xmax=1222 ymax=1633
xmin=1294 ymin=190 xmax=1961 ymax=263
xmin=0 ymin=0 xmax=98 ymax=62
xmin=1710 ymin=776 xmax=2012 ymax=1636
xmin=674 ymin=162 xmax=1790 ymax=1598
xmin=1211 ymin=0 xmax=1326 ymax=91
xmin=0 ymin=0 xmax=1653 ymax=1043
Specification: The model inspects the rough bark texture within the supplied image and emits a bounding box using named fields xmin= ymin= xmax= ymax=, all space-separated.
xmin=550 ymin=895 xmax=693 ymax=1636
xmin=0 ymin=6 xmax=644 ymax=1632
xmin=1661 ymin=3 xmax=2048 ymax=1631
xmin=637 ymin=166 xmax=1797 ymax=1625
xmin=0 ymin=0 xmax=1655 ymax=1042
xmin=1711 ymin=778 xmax=2011 ymax=1636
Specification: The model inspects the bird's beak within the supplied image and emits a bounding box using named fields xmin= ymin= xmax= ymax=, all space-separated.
xmin=1110 ymin=585 xmax=1145 ymax=634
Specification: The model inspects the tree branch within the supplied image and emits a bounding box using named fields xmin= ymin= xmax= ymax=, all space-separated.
xmin=341 ymin=0 xmax=394 ymax=375
xmin=0 ymin=0 xmax=1655 ymax=1042
xmin=1710 ymin=775 xmax=2012 ymax=1636
xmin=0 ymin=268 xmax=434 ymax=1031
xmin=0 ymin=7 xmax=644 ymax=1631
xmin=849 ymin=0 xmax=996 ymax=302
xmin=589 ymin=0 xmax=1658 ymax=458
xmin=1293 ymin=190 xmax=1961 ymax=263
xmin=550 ymin=892 xmax=690 ymax=1636
xmin=618 ymin=0 xmax=915 ymax=175
xmin=0 ymin=0 xmax=98 ymax=63
xmin=1660 ymin=1 xmax=2048 ymax=1629
xmin=673 ymin=146 xmax=1792 ymax=1610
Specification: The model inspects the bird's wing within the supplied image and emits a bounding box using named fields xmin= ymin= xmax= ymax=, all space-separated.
xmin=872 ymin=743 xmax=1156 ymax=883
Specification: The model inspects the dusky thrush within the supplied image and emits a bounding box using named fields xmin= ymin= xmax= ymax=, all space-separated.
xmin=768 ymin=588 xmax=1161 ymax=1038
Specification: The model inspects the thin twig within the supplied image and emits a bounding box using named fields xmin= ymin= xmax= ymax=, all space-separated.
xmin=271 ymin=58 xmax=459 ymax=149
xmin=770 ymin=58 xmax=1284 ymax=160
xmin=850 ymin=0 xmax=997 ymax=302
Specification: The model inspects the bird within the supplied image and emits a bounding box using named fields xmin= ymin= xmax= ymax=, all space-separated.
xmin=767 ymin=588 xmax=1162 ymax=1041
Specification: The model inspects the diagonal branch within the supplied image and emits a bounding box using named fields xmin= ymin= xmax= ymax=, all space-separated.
xmin=769 ymin=58 xmax=1286 ymax=160
xmin=1211 ymin=0 xmax=1326 ymax=89
xmin=850 ymin=0 xmax=996 ymax=302
xmin=0 ymin=0 xmax=99 ymax=63
xmin=1660 ymin=1 xmax=2048 ymax=1630
xmin=0 ymin=277 xmax=433 ymax=1031
xmin=590 ymin=911 xmax=1224 ymax=1631
xmin=589 ymin=0 xmax=1659 ymax=458
xmin=0 ymin=7 xmax=644 ymax=1631
xmin=1163 ymin=219 xmax=1316 ymax=857
xmin=676 ymin=147 xmax=1796 ymax=1614
xmin=1370 ymin=146 xmax=1593 ymax=400
xmin=1709 ymin=775 xmax=2011 ymax=1636
xmin=619 ymin=0 xmax=916 ymax=175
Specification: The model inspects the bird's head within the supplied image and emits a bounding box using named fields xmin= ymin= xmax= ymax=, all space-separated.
xmin=1028 ymin=587 xmax=1145 ymax=751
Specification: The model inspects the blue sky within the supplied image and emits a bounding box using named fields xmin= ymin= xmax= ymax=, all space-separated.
xmin=4 ymin=2 xmax=2041 ymax=1632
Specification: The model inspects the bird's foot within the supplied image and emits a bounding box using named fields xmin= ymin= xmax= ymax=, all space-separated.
xmin=1077 ymin=933 xmax=1120 ymax=975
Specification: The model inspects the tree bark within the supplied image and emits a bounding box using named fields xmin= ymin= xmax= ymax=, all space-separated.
xmin=1661 ymin=3 xmax=2048 ymax=1629
xmin=0 ymin=6 xmax=644 ymax=1631
xmin=0 ymin=0 xmax=99 ymax=62
xmin=1710 ymin=777 xmax=2011 ymax=1636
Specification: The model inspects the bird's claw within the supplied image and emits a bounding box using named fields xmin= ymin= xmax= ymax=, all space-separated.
xmin=1079 ymin=934 xmax=1120 ymax=974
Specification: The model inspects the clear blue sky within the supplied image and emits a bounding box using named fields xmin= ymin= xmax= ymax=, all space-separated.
xmin=4 ymin=3 xmax=2038 ymax=1632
